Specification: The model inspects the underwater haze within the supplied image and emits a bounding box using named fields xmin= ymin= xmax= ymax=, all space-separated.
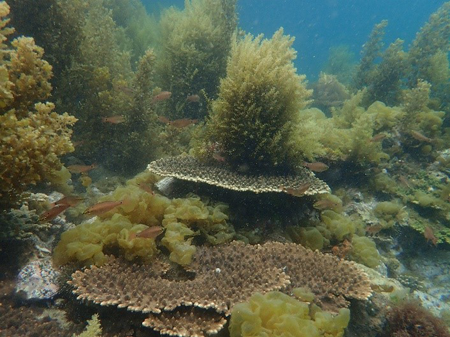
xmin=144 ymin=0 xmax=445 ymax=78
xmin=3 ymin=0 xmax=450 ymax=336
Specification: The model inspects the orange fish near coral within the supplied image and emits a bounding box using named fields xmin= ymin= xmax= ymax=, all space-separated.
xmin=302 ymin=162 xmax=329 ymax=172
xmin=280 ymin=183 xmax=311 ymax=197
xmin=169 ymin=118 xmax=198 ymax=128
xmin=313 ymin=199 xmax=340 ymax=210
xmin=138 ymin=182 xmax=155 ymax=195
xmin=102 ymin=115 xmax=125 ymax=124
xmin=158 ymin=116 xmax=171 ymax=124
xmin=129 ymin=226 xmax=164 ymax=241
xmin=152 ymin=91 xmax=172 ymax=104
xmin=424 ymin=226 xmax=438 ymax=246
xmin=410 ymin=130 xmax=433 ymax=143
xmin=51 ymin=195 xmax=84 ymax=207
xmin=39 ymin=204 xmax=70 ymax=222
xmin=365 ymin=224 xmax=383 ymax=235
xmin=67 ymin=164 xmax=97 ymax=174
xmin=212 ymin=153 xmax=226 ymax=163
xmin=83 ymin=200 xmax=126 ymax=216
xmin=186 ymin=94 xmax=200 ymax=103
xmin=370 ymin=133 xmax=387 ymax=142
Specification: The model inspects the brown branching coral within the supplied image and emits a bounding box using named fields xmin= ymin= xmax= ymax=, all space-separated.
xmin=0 ymin=2 xmax=76 ymax=207
xmin=70 ymin=242 xmax=371 ymax=336
xmin=147 ymin=155 xmax=330 ymax=195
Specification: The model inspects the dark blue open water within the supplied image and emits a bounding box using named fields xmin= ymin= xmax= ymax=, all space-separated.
xmin=143 ymin=0 xmax=445 ymax=79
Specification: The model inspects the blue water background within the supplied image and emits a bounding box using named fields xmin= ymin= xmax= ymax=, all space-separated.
xmin=142 ymin=0 xmax=446 ymax=80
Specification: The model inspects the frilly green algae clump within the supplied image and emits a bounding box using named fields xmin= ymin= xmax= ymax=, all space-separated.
xmin=53 ymin=172 xmax=234 ymax=266
xmin=0 ymin=2 xmax=76 ymax=207
xmin=193 ymin=28 xmax=313 ymax=172
xmin=229 ymin=290 xmax=350 ymax=337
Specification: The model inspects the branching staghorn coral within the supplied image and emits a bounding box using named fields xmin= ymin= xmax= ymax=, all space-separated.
xmin=0 ymin=2 xmax=76 ymax=207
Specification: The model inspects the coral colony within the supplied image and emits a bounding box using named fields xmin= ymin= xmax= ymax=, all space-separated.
xmin=2 ymin=0 xmax=450 ymax=336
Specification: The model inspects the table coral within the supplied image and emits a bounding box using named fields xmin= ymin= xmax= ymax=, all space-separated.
xmin=69 ymin=242 xmax=370 ymax=336
xmin=0 ymin=2 xmax=76 ymax=207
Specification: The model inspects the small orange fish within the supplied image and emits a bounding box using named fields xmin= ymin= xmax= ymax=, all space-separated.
xmin=424 ymin=226 xmax=438 ymax=246
xmin=137 ymin=226 xmax=164 ymax=239
xmin=370 ymin=133 xmax=387 ymax=142
xmin=313 ymin=199 xmax=340 ymax=210
xmin=138 ymin=182 xmax=154 ymax=195
xmin=212 ymin=153 xmax=226 ymax=163
xmin=302 ymin=161 xmax=329 ymax=172
xmin=365 ymin=224 xmax=383 ymax=235
xmin=83 ymin=200 xmax=125 ymax=216
xmin=39 ymin=204 xmax=70 ymax=222
xmin=158 ymin=116 xmax=171 ymax=124
xmin=152 ymin=91 xmax=172 ymax=104
xmin=186 ymin=94 xmax=200 ymax=102
xmin=169 ymin=118 xmax=198 ymax=128
xmin=114 ymin=84 xmax=134 ymax=96
xmin=398 ymin=175 xmax=412 ymax=189
xmin=371 ymin=284 xmax=394 ymax=293
xmin=51 ymin=195 xmax=84 ymax=207
xmin=102 ymin=115 xmax=125 ymax=124
xmin=410 ymin=130 xmax=433 ymax=143
xmin=73 ymin=140 xmax=86 ymax=147
xmin=280 ymin=183 xmax=311 ymax=197
xmin=67 ymin=164 xmax=97 ymax=174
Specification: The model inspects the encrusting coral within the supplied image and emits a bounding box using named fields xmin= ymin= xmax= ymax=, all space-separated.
xmin=69 ymin=241 xmax=371 ymax=336
xmin=0 ymin=2 xmax=76 ymax=207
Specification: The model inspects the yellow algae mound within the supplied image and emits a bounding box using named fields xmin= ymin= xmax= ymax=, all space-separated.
xmin=229 ymin=290 xmax=350 ymax=337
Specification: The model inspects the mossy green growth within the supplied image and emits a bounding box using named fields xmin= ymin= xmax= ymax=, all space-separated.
xmin=157 ymin=0 xmax=237 ymax=119
xmin=374 ymin=201 xmax=406 ymax=228
xmin=229 ymin=290 xmax=350 ymax=337
xmin=194 ymin=28 xmax=312 ymax=173
xmin=320 ymin=210 xmax=364 ymax=241
xmin=349 ymin=235 xmax=381 ymax=268
xmin=287 ymin=226 xmax=328 ymax=251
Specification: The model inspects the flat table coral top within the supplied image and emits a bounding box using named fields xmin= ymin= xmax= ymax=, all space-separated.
xmin=69 ymin=242 xmax=372 ymax=337
xmin=147 ymin=155 xmax=330 ymax=195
